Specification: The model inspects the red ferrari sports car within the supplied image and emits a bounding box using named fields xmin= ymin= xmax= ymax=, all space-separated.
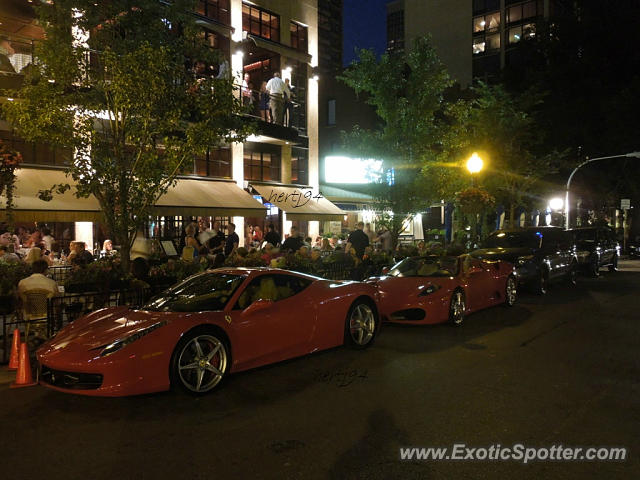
xmin=368 ymin=255 xmax=516 ymax=326
xmin=36 ymin=268 xmax=380 ymax=396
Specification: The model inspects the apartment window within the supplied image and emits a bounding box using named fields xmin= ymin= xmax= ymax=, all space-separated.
xmin=290 ymin=22 xmax=307 ymax=52
xmin=242 ymin=3 xmax=280 ymax=42
xmin=291 ymin=148 xmax=308 ymax=185
xmin=244 ymin=149 xmax=281 ymax=182
xmin=508 ymin=23 xmax=536 ymax=44
xmin=507 ymin=1 xmax=542 ymax=23
xmin=193 ymin=147 xmax=231 ymax=178
xmin=387 ymin=10 xmax=405 ymax=52
xmin=473 ymin=0 xmax=500 ymax=15
xmin=196 ymin=0 xmax=231 ymax=25
xmin=327 ymin=99 xmax=336 ymax=126
xmin=473 ymin=11 xmax=500 ymax=32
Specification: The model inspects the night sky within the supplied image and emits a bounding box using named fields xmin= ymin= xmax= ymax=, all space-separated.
xmin=342 ymin=0 xmax=388 ymax=66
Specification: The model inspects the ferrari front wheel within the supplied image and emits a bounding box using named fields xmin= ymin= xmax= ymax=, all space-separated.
xmin=345 ymin=299 xmax=378 ymax=349
xmin=449 ymin=290 xmax=466 ymax=326
xmin=170 ymin=328 xmax=229 ymax=395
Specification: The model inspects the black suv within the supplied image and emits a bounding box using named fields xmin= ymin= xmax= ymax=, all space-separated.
xmin=470 ymin=226 xmax=577 ymax=294
xmin=569 ymin=227 xmax=620 ymax=277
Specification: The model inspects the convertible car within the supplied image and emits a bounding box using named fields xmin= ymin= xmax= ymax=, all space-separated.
xmin=368 ymin=255 xmax=516 ymax=326
xmin=36 ymin=268 xmax=380 ymax=396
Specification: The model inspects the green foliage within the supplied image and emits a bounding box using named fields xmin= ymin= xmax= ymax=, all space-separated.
xmin=0 ymin=261 xmax=32 ymax=297
xmin=0 ymin=140 xmax=24 ymax=228
xmin=2 ymin=0 xmax=252 ymax=271
xmin=339 ymin=37 xmax=454 ymax=247
xmin=63 ymin=257 xmax=131 ymax=292
xmin=425 ymin=82 xmax=567 ymax=223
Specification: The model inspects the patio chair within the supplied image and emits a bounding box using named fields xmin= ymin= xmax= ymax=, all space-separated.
xmin=19 ymin=288 xmax=54 ymax=341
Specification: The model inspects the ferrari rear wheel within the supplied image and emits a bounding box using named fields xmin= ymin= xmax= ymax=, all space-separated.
xmin=505 ymin=276 xmax=517 ymax=306
xmin=449 ymin=290 xmax=465 ymax=326
xmin=345 ymin=299 xmax=378 ymax=349
xmin=170 ymin=329 xmax=229 ymax=395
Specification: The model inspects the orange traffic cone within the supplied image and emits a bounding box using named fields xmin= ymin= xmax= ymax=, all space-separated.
xmin=8 ymin=328 xmax=20 ymax=370
xmin=11 ymin=342 xmax=37 ymax=388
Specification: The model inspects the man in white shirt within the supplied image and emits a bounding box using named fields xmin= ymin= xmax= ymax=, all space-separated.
xmin=266 ymin=72 xmax=285 ymax=125
xmin=18 ymin=260 xmax=60 ymax=298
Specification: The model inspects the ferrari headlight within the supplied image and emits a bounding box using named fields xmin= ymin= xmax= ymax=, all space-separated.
xmin=100 ymin=321 xmax=167 ymax=357
xmin=516 ymin=255 xmax=534 ymax=266
xmin=418 ymin=284 xmax=441 ymax=296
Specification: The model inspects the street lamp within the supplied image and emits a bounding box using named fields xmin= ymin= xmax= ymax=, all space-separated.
xmin=549 ymin=197 xmax=564 ymax=211
xmin=564 ymin=152 xmax=640 ymax=230
xmin=466 ymin=152 xmax=483 ymax=186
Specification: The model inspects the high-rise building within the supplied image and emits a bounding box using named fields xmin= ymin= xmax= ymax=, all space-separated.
xmin=386 ymin=0 xmax=570 ymax=86
xmin=317 ymin=0 xmax=343 ymax=75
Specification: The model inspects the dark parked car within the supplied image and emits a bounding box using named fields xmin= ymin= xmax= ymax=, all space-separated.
xmin=470 ymin=226 xmax=577 ymax=294
xmin=569 ymin=227 xmax=620 ymax=277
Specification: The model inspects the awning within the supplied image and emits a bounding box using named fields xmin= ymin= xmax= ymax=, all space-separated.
xmin=319 ymin=184 xmax=374 ymax=203
xmin=251 ymin=183 xmax=344 ymax=221
xmin=245 ymin=34 xmax=312 ymax=65
xmin=154 ymin=177 xmax=266 ymax=217
xmin=0 ymin=167 xmax=102 ymax=222
xmin=1 ymin=168 xmax=266 ymax=222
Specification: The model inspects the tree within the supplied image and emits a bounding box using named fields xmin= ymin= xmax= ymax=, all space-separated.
xmin=423 ymin=82 xmax=567 ymax=227
xmin=339 ymin=37 xmax=453 ymax=248
xmin=2 ymin=0 xmax=251 ymax=271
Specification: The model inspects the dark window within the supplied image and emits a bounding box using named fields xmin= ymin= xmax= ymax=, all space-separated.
xmin=473 ymin=0 xmax=500 ymax=15
xmin=0 ymin=131 xmax=70 ymax=166
xmin=196 ymin=0 xmax=231 ymax=25
xmin=290 ymin=22 xmax=307 ymax=52
xmin=144 ymin=272 xmax=245 ymax=312
xmin=291 ymin=148 xmax=308 ymax=185
xmin=244 ymin=149 xmax=281 ymax=182
xmin=387 ymin=10 xmax=405 ymax=52
xmin=507 ymin=1 xmax=541 ymax=24
xmin=242 ymin=3 xmax=280 ymax=42
xmin=192 ymin=147 xmax=231 ymax=178
xmin=327 ymin=99 xmax=336 ymax=126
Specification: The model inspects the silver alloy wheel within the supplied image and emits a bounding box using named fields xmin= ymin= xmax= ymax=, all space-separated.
xmin=506 ymin=276 xmax=517 ymax=305
xmin=349 ymin=303 xmax=376 ymax=346
xmin=177 ymin=334 xmax=228 ymax=393
xmin=450 ymin=291 xmax=465 ymax=325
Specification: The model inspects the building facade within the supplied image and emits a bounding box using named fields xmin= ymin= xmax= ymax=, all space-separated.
xmin=386 ymin=0 xmax=569 ymax=86
xmin=1 ymin=0 xmax=344 ymax=250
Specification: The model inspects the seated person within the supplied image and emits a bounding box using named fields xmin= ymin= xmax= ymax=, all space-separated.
xmin=461 ymin=254 xmax=473 ymax=275
xmin=417 ymin=261 xmax=438 ymax=276
xmin=255 ymin=277 xmax=278 ymax=302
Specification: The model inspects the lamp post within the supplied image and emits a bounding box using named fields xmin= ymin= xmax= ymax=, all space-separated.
xmin=564 ymin=152 xmax=640 ymax=230
xmin=466 ymin=152 xmax=483 ymax=186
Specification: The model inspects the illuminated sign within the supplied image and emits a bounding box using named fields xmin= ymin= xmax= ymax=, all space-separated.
xmin=325 ymin=156 xmax=383 ymax=184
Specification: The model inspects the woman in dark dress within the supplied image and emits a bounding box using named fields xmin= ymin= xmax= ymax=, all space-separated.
xmin=259 ymin=81 xmax=271 ymax=122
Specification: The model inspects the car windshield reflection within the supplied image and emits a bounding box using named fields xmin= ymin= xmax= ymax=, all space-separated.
xmin=388 ymin=256 xmax=459 ymax=277
xmin=144 ymin=273 xmax=246 ymax=312
xmin=484 ymin=232 xmax=541 ymax=249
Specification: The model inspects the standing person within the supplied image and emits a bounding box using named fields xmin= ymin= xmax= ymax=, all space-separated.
xmin=241 ymin=72 xmax=253 ymax=107
xmin=281 ymin=225 xmax=304 ymax=253
xmin=41 ymin=227 xmax=55 ymax=252
xmin=283 ymin=78 xmax=293 ymax=127
xmin=244 ymin=225 xmax=254 ymax=248
xmin=207 ymin=221 xmax=225 ymax=254
xmin=364 ymin=223 xmax=375 ymax=246
xmin=259 ymin=81 xmax=271 ymax=122
xmin=197 ymin=217 xmax=214 ymax=246
xmin=224 ymin=223 xmax=240 ymax=256
xmin=264 ymin=223 xmax=281 ymax=247
xmin=253 ymin=225 xmax=264 ymax=245
xmin=266 ymin=71 xmax=286 ymax=125
xmin=375 ymin=227 xmax=393 ymax=253
xmin=345 ymin=222 xmax=370 ymax=259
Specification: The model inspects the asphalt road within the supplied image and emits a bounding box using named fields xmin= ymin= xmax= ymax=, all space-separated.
xmin=2 ymin=260 xmax=639 ymax=480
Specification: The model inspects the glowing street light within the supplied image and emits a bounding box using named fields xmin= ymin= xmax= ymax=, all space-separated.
xmin=549 ymin=197 xmax=564 ymax=211
xmin=466 ymin=152 xmax=484 ymax=174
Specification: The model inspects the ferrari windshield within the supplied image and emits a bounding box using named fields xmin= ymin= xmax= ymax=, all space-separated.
xmin=143 ymin=273 xmax=245 ymax=312
xmin=484 ymin=231 xmax=541 ymax=249
xmin=388 ymin=256 xmax=459 ymax=277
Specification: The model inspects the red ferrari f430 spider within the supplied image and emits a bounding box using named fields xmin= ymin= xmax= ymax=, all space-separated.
xmin=368 ymin=255 xmax=516 ymax=326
